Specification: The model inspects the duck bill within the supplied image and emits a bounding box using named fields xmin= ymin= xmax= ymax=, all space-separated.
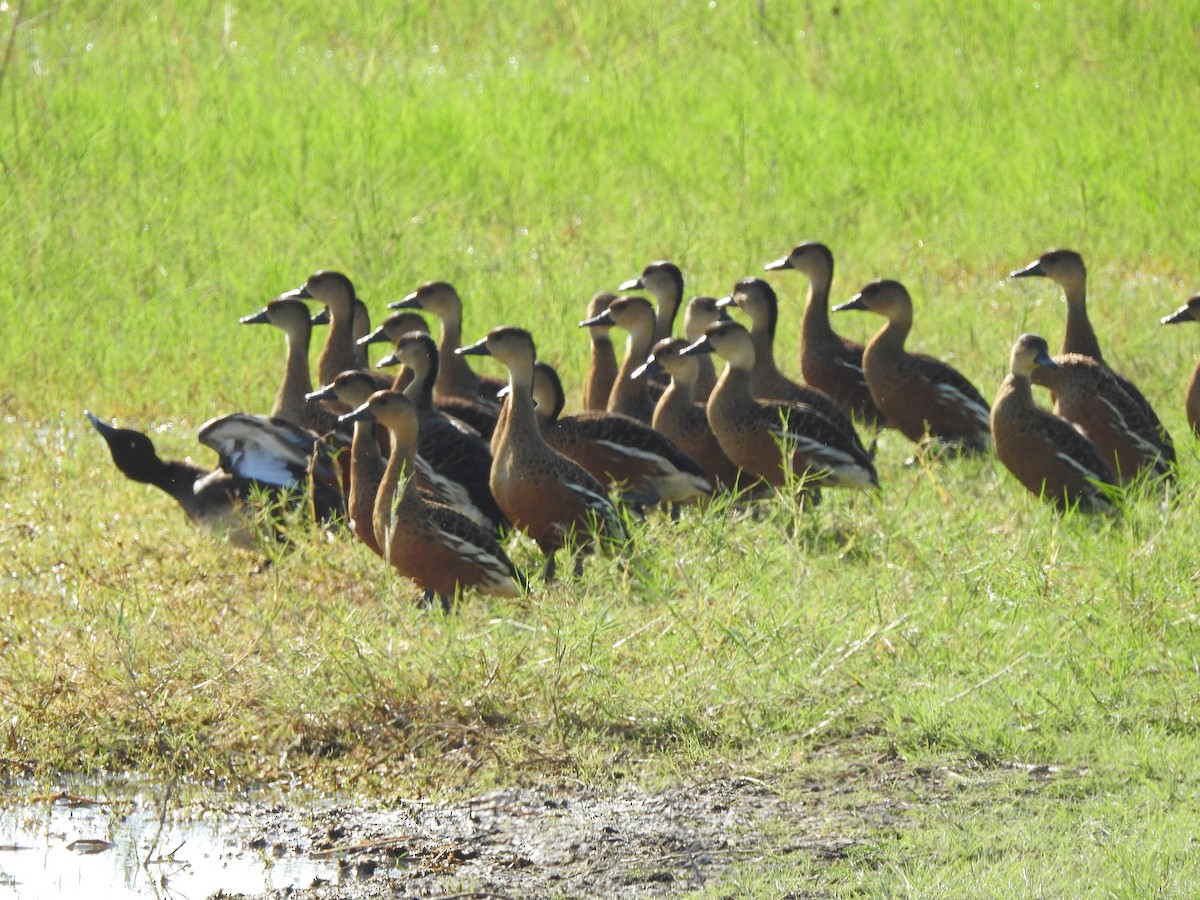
xmin=278 ymin=284 xmax=311 ymax=300
xmin=338 ymin=403 xmax=376 ymax=425
xmin=357 ymin=325 xmax=389 ymax=346
xmin=84 ymin=410 xmax=118 ymax=439
xmin=239 ymin=308 xmax=270 ymax=325
xmin=630 ymin=359 xmax=662 ymax=380
xmin=1161 ymin=306 xmax=1195 ymax=325
xmin=455 ymin=337 xmax=491 ymax=357
xmin=305 ymin=385 xmax=337 ymax=403
xmin=831 ymin=295 xmax=867 ymax=312
xmin=387 ymin=291 xmax=421 ymax=310
xmin=678 ymin=337 xmax=714 ymax=357
xmin=763 ymin=256 xmax=792 ymax=271
xmin=375 ymin=352 xmax=401 ymax=368
xmin=310 ymin=306 xmax=331 ymax=326
xmin=618 ymin=277 xmax=643 ymax=291
xmin=1009 ymin=260 xmax=1046 ymax=279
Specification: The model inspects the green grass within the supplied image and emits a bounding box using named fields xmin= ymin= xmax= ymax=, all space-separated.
xmin=5 ymin=1 xmax=1200 ymax=895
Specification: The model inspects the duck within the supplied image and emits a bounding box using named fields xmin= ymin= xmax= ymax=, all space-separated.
xmin=240 ymin=296 xmax=345 ymax=437
xmin=991 ymin=334 xmax=1117 ymax=512
xmin=680 ymin=320 xmax=879 ymax=494
xmin=680 ymin=296 xmax=727 ymax=403
xmin=579 ymin=295 xmax=659 ymax=423
xmin=363 ymin=313 xmax=498 ymax=438
xmin=1031 ymin=353 xmax=1173 ymax=484
xmin=764 ymin=241 xmax=886 ymax=428
xmin=619 ymin=260 xmax=684 ymax=344
xmin=833 ymin=279 xmax=991 ymax=455
xmin=457 ymin=327 xmax=629 ymax=580
xmin=307 ymin=370 xmax=493 ymax=539
xmin=351 ymin=297 xmax=373 ymax=370
xmin=86 ymin=410 xmax=344 ymax=550
xmin=280 ymin=270 xmax=392 ymax=400
xmin=388 ymin=281 xmax=507 ymax=406
xmin=1009 ymin=249 xmax=1175 ymax=464
xmin=581 ymin=292 xmax=620 ymax=411
xmin=633 ymin=337 xmax=753 ymax=494
xmin=339 ymin=391 xmax=525 ymax=608
xmin=717 ymin=277 xmax=865 ymax=446
xmin=1160 ymin=293 xmax=1200 ymax=436
xmin=525 ymin=359 xmax=712 ymax=506
xmin=373 ymin=331 xmax=507 ymax=531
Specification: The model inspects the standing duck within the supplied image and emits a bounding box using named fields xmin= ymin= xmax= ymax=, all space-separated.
xmin=764 ymin=241 xmax=886 ymax=428
xmin=634 ymin=337 xmax=751 ymax=494
xmin=991 ymin=334 xmax=1117 ymax=512
xmin=340 ymin=391 xmax=525 ymax=607
xmin=680 ymin=321 xmax=879 ymax=493
xmin=87 ymin=411 xmax=344 ymax=549
xmin=1010 ymin=249 xmax=1175 ymax=464
xmin=579 ymin=295 xmax=659 ymax=423
xmin=619 ymin=260 xmax=685 ymax=344
xmin=581 ymin=292 xmax=620 ymax=411
xmin=526 ymin=360 xmax=712 ymax=506
xmin=1031 ymin=354 xmax=1172 ymax=484
xmin=388 ymin=281 xmax=507 ymax=406
xmin=1160 ymin=293 xmax=1200 ymax=436
xmin=834 ymin=280 xmax=991 ymax=455
xmin=717 ymin=277 xmax=863 ymax=445
xmin=458 ymin=327 xmax=629 ymax=580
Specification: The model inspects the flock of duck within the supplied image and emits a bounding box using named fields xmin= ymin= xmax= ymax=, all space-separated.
xmin=87 ymin=244 xmax=1200 ymax=606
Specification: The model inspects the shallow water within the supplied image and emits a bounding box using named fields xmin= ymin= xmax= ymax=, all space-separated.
xmin=0 ymin=786 xmax=337 ymax=899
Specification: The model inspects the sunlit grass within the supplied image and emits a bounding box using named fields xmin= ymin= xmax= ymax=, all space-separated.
xmin=5 ymin=1 xmax=1200 ymax=895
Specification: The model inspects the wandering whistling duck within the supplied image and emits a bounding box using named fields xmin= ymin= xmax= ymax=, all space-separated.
xmin=340 ymin=391 xmax=525 ymax=608
xmin=87 ymin=411 xmax=344 ymax=549
xmin=619 ymin=260 xmax=685 ymax=344
xmin=389 ymin=281 xmax=507 ymax=405
xmin=1010 ymin=249 xmax=1175 ymax=464
xmin=307 ymin=371 xmax=492 ymax=538
xmin=834 ymin=279 xmax=991 ymax=455
xmin=1160 ymin=293 xmax=1200 ymax=436
xmin=458 ymin=327 xmax=629 ymax=580
xmin=991 ymin=334 xmax=1117 ymax=512
xmin=581 ymin=292 xmax=620 ymax=411
xmin=764 ymin=241 xmax=886 ymax=428
xmin=374 ymin=331 xmax=507 ymax=531
xmin=1031 ymin=354 xmax=1172 ymax=485
xmin=525 ymin=359 xmax=712 ymax=506
xmin=579 ymin=295 xmax=659 ymax=423
xmin=634 ymin=337 xmax=755 ymax=494
xmin=240 ymin=296 xmax=344 ymax=437
xmin=718 ymin=277 xmax=864 ymax=447
xmin=680 ymin=321 xmax=879 ymax=494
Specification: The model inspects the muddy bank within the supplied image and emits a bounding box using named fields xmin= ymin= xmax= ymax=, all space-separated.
xmin=226 ymin=776 xmax=865 ymax=899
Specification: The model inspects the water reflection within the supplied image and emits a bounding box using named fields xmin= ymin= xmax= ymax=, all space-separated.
xmin=0 ymin=785 xmax=337 ymax=898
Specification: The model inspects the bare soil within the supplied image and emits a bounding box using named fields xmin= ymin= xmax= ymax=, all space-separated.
xmin=220 ymin=764 xmax=896 ymax=900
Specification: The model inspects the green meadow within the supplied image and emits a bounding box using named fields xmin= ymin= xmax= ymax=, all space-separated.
xmin=4 ymin=1 xmax=1200 ymax=895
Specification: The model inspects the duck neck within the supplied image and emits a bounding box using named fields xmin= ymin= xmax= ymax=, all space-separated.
xmin=653 ymin=292 xmax=680 ymax=343
xmin=436 ymin=313 xmax=479 ymax=396
xmin=748 ymin=316 xmax=781 ymax=381
xmin=1061 ymin=283 xmax=1104 ymax=362
xmin=495 ymin=367 xmax=542 ymax=460
xmin=376 ymin=424 xmax=418 ymax=538
xmin=401 ymin=354 xmax=438 ymax=413
xmin=802 ymin=271 xmax=838 ymax=346
xmin=273 ymin=324 xmax=314 ymax=420
xmin=709 ymin=361 xmax=755 ymax=416
xmin=317 ymin=302 xmax=358 ymax=386
xmin=584 ymin=334 xmax=618 ymax=410
xmin=871 ymin=314 xmax=912 ymax=354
